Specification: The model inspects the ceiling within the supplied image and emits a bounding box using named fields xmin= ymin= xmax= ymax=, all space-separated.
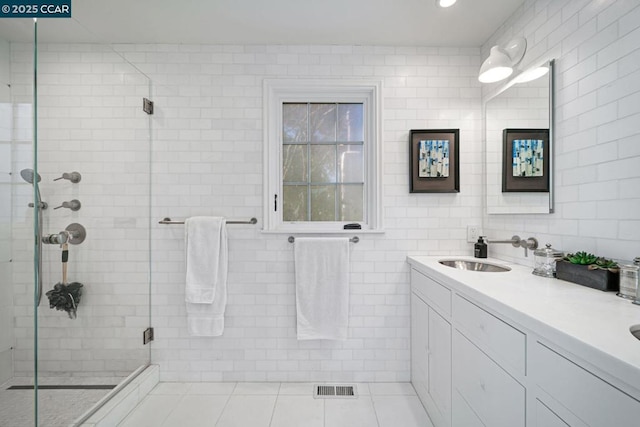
xmin=0 ymin=0 xmax=524 ymax=47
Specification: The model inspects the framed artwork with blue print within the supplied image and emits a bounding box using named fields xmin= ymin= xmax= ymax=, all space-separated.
xmin=409 ymin=129 xmax=459 ymax=193
xmin=502 ymin=128 xmax=550 ymax=192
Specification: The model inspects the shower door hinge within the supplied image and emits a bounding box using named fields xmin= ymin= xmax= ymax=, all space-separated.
xmin=143 ymin=98 xmax=154 ymax=115
xmin=143 ymin=327 xmax=154 ymax=345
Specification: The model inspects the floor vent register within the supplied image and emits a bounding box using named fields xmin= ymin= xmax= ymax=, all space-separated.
xmin=313 ymin=385 xmax=357 ymax=399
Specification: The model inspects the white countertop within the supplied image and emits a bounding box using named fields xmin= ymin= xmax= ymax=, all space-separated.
xmin=407 ymin=255 xmax=640 ymax=395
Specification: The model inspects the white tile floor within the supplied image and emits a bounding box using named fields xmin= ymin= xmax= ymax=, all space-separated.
xmin=118 ymin=382 xmax=433 ymax=427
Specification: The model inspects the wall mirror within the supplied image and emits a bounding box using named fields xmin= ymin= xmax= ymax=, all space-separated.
xmin=485 ymin=59 xmax=554 ymax=214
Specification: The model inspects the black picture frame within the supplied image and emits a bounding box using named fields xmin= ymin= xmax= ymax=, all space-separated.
xmin=502 ymin=128 xmax=550 ymax=192
xmin=409 ymin=129 xmax=460 ymax=193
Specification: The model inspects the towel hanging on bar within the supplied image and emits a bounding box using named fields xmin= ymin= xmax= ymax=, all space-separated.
xmin=294 ymin=237 xmax=350 ymax=340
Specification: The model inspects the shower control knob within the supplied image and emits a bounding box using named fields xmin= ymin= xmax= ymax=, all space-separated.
xmin=54 ymin=171 xmax=81 ymax=183
xmin=65 ymin=223 xmax=86 ymax=245
xmin=42 ymin=232 xmax=69 ymax=245
xmin=54 ymin=199 xmax=81 ymax=211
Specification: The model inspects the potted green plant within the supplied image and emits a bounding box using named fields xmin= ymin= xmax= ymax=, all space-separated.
xmin=555 ymin=251 xmax=619 ymax=291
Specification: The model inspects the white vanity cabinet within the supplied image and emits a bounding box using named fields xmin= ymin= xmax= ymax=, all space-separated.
xmin=411 ymin=267 xmax=525 ymax=427
xmin=408 ymin=258 xmax=640 ymax=427
xmin=530 ymin=341 xmax=640 ymax=427
xmin=451 ymin=295 xmax=526 ymax=427
xmin=410 ymin=269 xmax=452 ymax=427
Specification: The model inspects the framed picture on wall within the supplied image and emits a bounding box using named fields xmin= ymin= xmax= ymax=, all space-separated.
xmin=409 ymin=129 xmax=460 ymax=193
xmin=502 ymin=128 xmax=550 ymax=192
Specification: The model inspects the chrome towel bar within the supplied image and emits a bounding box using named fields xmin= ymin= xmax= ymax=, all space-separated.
xmin=159 ymin=217 xmax=258 ymax=225
xmin=288 ymin=236 xmax=359 ymax=243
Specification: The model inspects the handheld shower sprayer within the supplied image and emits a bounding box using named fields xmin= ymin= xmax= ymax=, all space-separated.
xmin=20 ymin=168 xmax=46 ymax=306
xmin=20 ymin=168 xmax=41 ymax=184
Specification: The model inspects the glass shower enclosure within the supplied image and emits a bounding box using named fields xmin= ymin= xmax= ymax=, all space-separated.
xmin=0 ymin=17 xmax=152 ymax=427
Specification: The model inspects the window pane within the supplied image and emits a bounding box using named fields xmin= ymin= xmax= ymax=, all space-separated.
xmin=338 ymin=184 xmax=364 ymax=221
xmin=283 ymin=185 xmax=308 ymax=221
xmin=338 ymin=103 xmax=363 ymax=142
xmin=310 ymin=145 xmax=336 ymax=183
xmin=283 ymin=145 xmax=307 ymax=183
xmin=283 ymin=103 xmax=308 ymax=143
xmin=310 ymin=185 xmax=336 ymax=221
xmin=337 ymin=145 xmax=363 ymax=183
xmin=309 ymin=103 xmax=336 ymax=142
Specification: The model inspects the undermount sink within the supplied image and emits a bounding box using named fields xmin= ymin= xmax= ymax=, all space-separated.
xmin=438 ymin=259 xmax=511 ymax=273
xmin=630 ymin=325 xmax=640 ymax=341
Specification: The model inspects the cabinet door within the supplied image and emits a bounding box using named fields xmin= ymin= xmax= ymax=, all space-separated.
xmin=535 ymin=399 xmax=570 ymax=427
xmin=452 ymin=390 xmax=485 ymax=427
xmin=452 ymin=330 xmax=525 ymax=427
xmin=428 ymin=307 xmax=451 ymax=426
xmin=532 ymin=342 xmax=640 ymax=427
xmin=411 ymin=293 xmax=429 ymax=405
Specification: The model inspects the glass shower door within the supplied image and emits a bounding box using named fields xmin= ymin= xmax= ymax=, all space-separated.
xmin=0 ymin=18 xmax=38 ymax=426
xmin=1 ymin=16 xmax=153 ymax=426
xmin=30 ymin=20 xmax=153 ymax=426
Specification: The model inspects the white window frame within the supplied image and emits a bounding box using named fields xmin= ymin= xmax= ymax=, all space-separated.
xmin=263 ymin=79 xmax=383 ymax=233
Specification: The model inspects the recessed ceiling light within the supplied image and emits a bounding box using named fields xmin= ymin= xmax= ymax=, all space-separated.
xmin=437 ymin=0 xmax=458 ymax=8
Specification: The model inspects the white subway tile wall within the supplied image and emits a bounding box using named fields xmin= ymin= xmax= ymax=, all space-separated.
xmin=483 ymin=0 xmax=640 ymax=265
xmin=8 ymin=42 xmax=483 ymax=382
xmin=130 ymin=44 xmax=483 ymax=382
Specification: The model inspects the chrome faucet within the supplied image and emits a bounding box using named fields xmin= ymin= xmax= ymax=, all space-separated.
xmin=486 ymin=235 xmax=538 ymax=257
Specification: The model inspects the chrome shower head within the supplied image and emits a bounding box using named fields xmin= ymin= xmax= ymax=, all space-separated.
xmin=20 ymin=168 xmax=41 ymax=184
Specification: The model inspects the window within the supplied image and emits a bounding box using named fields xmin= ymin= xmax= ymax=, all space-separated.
xmin=263 ymin=79 xmax=382 ymax=232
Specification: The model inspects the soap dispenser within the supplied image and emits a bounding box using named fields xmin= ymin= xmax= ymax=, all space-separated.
xmin=474 ymin=236 xmax=487 ymax=259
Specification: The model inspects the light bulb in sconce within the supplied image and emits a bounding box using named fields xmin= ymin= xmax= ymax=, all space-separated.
xmin=478 ymin=37 xmax=527 ymax=83
xmin=513 ymin=66 xmax=549 ymax=84
xmin=436 ymin=0 xmax=457 ymax=7
xmin=478 ymin=46 xmax=513 ymax=83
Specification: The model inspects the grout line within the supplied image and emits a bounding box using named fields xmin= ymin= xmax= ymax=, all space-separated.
xmin=212 ymin=386 xmax=235 ymax=427
xmin=183 ymin=382 xmax=193 ymax=395
xmin=159 ymin=393 xmax=188 ymax=427
xmin=322 ymin=398 xmax=325 ymax=427
xmin=369 ymin=393 xmax=382 ymax=427
xmin=266 ymin=384 xmax=280 ymax=427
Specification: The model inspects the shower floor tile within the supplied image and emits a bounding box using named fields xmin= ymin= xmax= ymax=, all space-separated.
xmin=0 ymin=376 xmax=123 ymax=427
xmin=118 ymin=382 xmax=433 ymax=427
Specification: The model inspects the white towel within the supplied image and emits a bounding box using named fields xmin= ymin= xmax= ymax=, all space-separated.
xmin=184 ymin=216 xmax=228 ymax=336
xmin=294 ymin=237 xmax=350 ymax=340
